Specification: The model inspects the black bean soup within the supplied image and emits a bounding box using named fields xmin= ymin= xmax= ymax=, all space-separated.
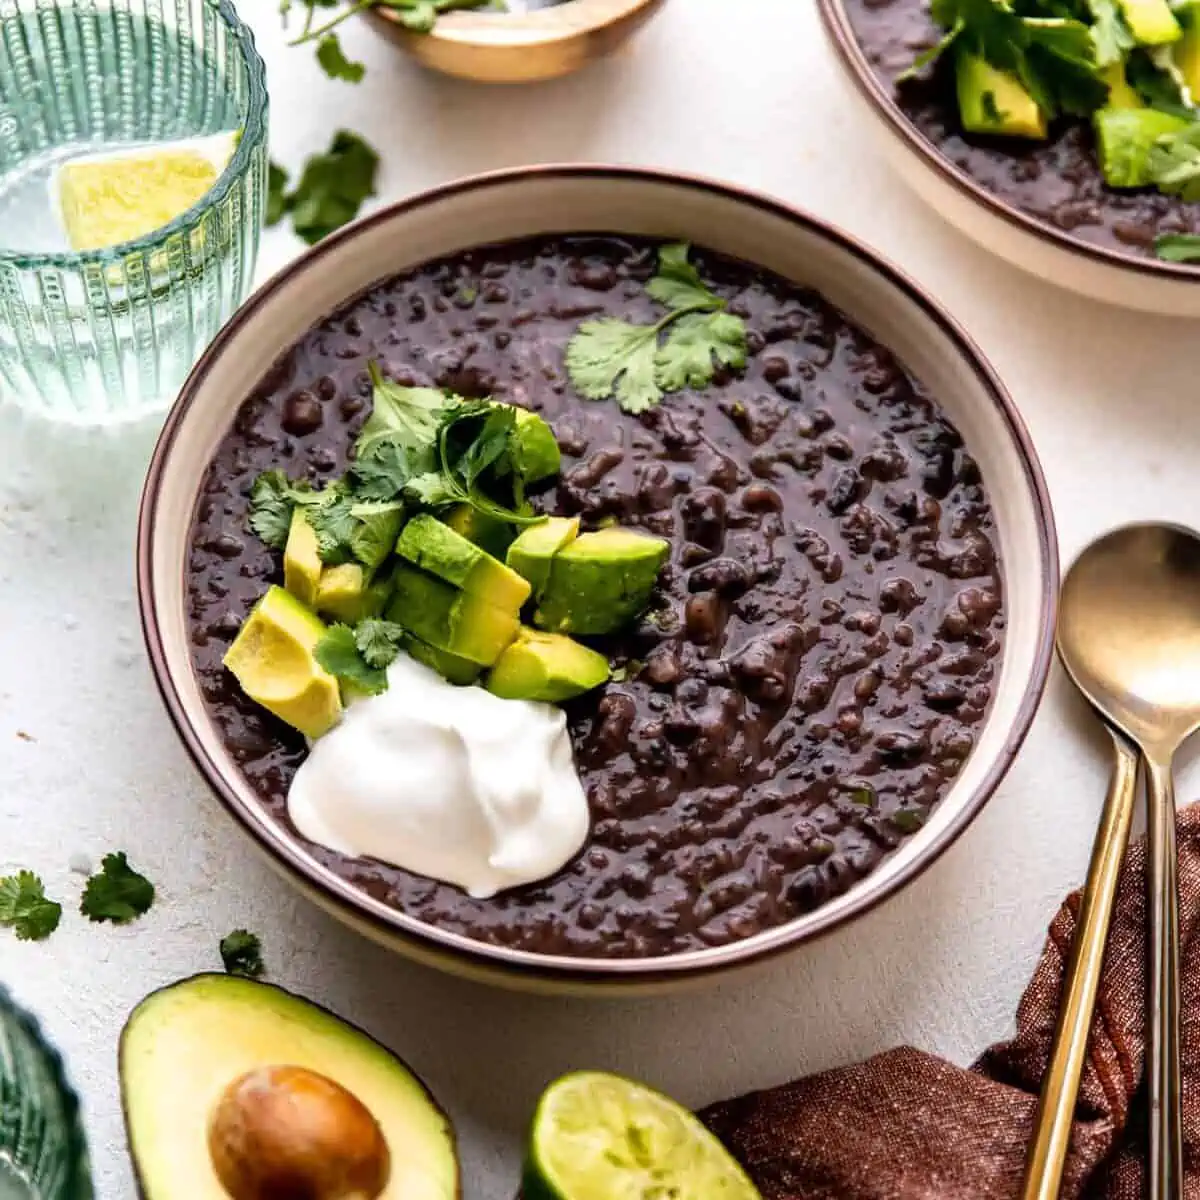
xmin=188 ymin=235 xmax=1005 ymax=959
xmin=844 ymin=0 xmax=1200 ymax=257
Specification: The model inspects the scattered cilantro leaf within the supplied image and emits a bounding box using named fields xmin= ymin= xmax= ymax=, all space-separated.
xmin=1085 ymin=0 xmax=1134 ymax=68
xmin=351 ymin=441 xmax=435 ymax=502
xmin=896 ymin=19 xmax=962 ymax=82
xmin=655 ymin=311 xmax=748 ymax=394
xmin=911 ymin=0 xmax=1106 ymax=119
xmin=355 ymin=619 xmax=407 ymax=669
xmin=80 ymin=853 xmax=155 ymax=924
xmin=287 ymin=131 xmax=379 ymax=246
xmin=315 ymin=624 xmax=387 ymax=694
xmin=357 ymin=364 xmax=450 ymax=456
xmin=248 ymin=470 xmax=312 ymax=548
xmin=565 ymin=243 xmax=748 ymax=413
xmin=316 ymin=32 xmax=366 ymax=82
xmin=348 ymin=501 xmax=405 ymax=568
xmin=0 ymin=871 xmax=62 ymax=942
xmin=266 ymin=161 xmax=290 ymax=227
xmin=220 ymin=929 xmax=265 ymax=977
xmin=645 ymin=242 xmax=723 ymax=312
xmin=403 ymin=470 xmax=459 ymax=508
xmin=1154 ymin=232 xmax=1200 ymax=262
xmin=1149 ymin=124 xmax=1200 ymax=200
xmin=435 ymin=408 xmax=548 ymax=525
xmin=305 ymin=492 xmax=359 ymax=564
xmin=566 ymin=318 xmax=664 ymax=413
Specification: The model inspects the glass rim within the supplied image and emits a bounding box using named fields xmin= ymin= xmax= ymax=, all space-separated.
xmin=0 ymin=0 xmax=268 ymax=271
xmin=0 ymin=982 xmax=93 ymax=1198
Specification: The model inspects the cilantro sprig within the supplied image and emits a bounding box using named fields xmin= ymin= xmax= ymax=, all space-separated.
xmin=1154 ymin=232 xmax=1200 ymax=261
xmin=565 ymin=242 xmax=748 ymax=414
xmin=266 ymin=132 xmax=379 ymax=247
xmin=0 ymin=871 xmax=62 ymax=942
xmin=80 ymin=853 xmax=155 ymax=924
xmin=315 ymin=619 xmax=408 ymax=694
xmin=898 ymin=0 xmax=1106 ymax=120
xmin=220 ymin=929 xmax=266 ymax=977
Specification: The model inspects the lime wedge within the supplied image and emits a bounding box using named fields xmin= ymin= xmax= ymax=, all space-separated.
xmin=53 ymin=131 xmax=239 ymax=251
xmin=523 ymin=1071 xmax=761 ymax=1200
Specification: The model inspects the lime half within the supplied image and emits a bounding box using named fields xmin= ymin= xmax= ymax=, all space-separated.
xmin=523 ymin=1071 xmax=761 ymax=1200
xmin=53 ymin=130 xmax=239 ymax=252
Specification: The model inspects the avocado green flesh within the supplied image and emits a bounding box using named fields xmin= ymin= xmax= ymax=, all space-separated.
xmin=403 ymin=634 xmax=482 ymax=686
xmin=396 ymin=514 xmax=531 ymax=613
xmin=534 ymin=529 xmax=668 ymax=637
xmin=283 ymin=508 xmax=322 ymax=609
xmin=487 ymin=628 xmax=609 ymax=702
xmin=509 ymin=408 xmax=561 ymax=483
xmin=120 ymin=974 xmax=459 ymax=1200
xmin=387 ymin=565 xmax=519 ymax=666
xmin=507 ymin=516 xmax=581 ymax=596
xmin=223 ymin=585 xmax=342 ymax=739
xmin=1118 ymin=0 xmax=1181 ymax=45
xmin=316 ymin=563 xmax=392 ymax=625
xmin=1094 ymin=105 xmax=1189 ymax=186
xmin=1176 ymin=10 xmax=1200 ymax=96
xmin=1102 ymin=62 xmax=1143 ymax=109
xmin=444 ymin=503 xmax=514 ymax=560
xmin=955 ymin=51 xmax=1047 ymax=139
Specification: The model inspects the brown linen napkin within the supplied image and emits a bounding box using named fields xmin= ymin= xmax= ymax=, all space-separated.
xmin=701 ymin=805 xmax=1200 ymax=1199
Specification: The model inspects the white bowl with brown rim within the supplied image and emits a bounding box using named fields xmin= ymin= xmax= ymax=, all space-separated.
xmin=817 ymin=0 xmax=1200 ymax=315
xmin=138 ymin=165 xmax=1058 ymax=995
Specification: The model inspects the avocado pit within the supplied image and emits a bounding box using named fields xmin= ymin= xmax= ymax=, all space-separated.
xmin=207 ymin=1065 xmax=390 ymax=1200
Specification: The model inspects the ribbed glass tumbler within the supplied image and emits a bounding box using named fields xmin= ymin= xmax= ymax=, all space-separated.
xmin=0 ymin=986 xmax=92 ymax=1199
xmin=0 ymin=0 xmax=268 ymax=424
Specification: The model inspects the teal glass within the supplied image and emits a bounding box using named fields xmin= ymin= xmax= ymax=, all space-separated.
xmin=0 ymin=0 xmax=268 ymax=424
xmin=0 ymin=986 xmax=92 ymax=1199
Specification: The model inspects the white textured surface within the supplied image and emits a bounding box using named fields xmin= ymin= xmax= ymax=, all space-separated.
xmin=2 ymin=1 xmax=1199 ymax=1195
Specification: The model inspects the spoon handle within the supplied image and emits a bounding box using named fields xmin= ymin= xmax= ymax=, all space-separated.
xmin=1144 ymin=755 xmax=1184 ymax=1200
xmin=1020 ymin=730 xmax=1138 ymax=1200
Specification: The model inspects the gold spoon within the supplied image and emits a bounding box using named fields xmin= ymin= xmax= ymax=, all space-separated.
xmin=1020 ymin=725 xmax=1137 ymax=1200
xmin=1047 ymin=522 xmax=1200 ymax=1200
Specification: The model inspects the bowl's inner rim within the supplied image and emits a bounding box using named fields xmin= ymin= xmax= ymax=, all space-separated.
xmin=377 ymin=0 xmax=657 ymax=40
xmin=143 ymin=167 xmax=1057 ymax=976
xmin=817 ymin=0 xmax=1200 ymax=283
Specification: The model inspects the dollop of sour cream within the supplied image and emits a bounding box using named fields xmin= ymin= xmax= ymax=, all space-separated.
xmin=287 ymin=653 xmax=590 ymax=899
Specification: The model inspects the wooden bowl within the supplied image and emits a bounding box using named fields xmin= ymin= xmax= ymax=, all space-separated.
xmin=365 ymin=0 xmax=667 ymax=84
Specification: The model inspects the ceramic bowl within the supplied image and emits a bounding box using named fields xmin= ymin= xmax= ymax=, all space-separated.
xmin=817 ymin=0 xmax=1200 ymax=316
xmin=138 ymin=165 xmax=1058 ymax=995
xmin=365 ymin=0 xmax=666 ymax=84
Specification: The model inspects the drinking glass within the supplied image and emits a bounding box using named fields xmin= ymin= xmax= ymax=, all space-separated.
xmin=0 ymin=985 xmax=92 ymax=1199
xmin=0 ymin=0 xmax=268 ymax=424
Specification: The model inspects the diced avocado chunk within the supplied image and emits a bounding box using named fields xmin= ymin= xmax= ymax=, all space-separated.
xmin=120 ymin=974 xmax=459 ymax=1200
xmin=508 ymin=407 xmax=561 ymax=484
xmin=506 ymin=516 xmax=581 ymax=596
xmin=387 ymin=565 xmax=519 ymax=666
xmin=396 ymin=514 xmax=532 ymax=614
xmin=223 ymin=586 xmax=342 ymax=739
xmin=956 ymin=52 xmax=1047 ymax=140
xmin=444 ymin=503 xmax=514 ymax=560
xmin=1175 ymin=5 xmax=1200 ymax=97
xmin=1118 ymin=0 xmax=1181 ymax=45
xmin=283 ymin=508 xmax=322 ymax=609
xmin=1103 ymin=62 xmax=1143 ymax=109
xmin=488 ymin=628 xmax=610 ymax=703
xmin=402 ymin=634 xmax=482 ymax=686
xmin=1094 ymin=106 xmax=1190 ymax=186
xmin=315 ymin=563 xmax=392 ymax=625
xmin=534 ymin=528 xmax=669 ymax=637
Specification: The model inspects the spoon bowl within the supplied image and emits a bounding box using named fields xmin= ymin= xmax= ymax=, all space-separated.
xmin=1059 ymin=523 xmax=1200 ymax=751
xmin=1057 ymin=521 xmax=1200 ymax=1200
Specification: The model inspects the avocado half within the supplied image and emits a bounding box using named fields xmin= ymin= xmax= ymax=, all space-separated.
xmin=119 ymin=974 xmax=459 ymax=1199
